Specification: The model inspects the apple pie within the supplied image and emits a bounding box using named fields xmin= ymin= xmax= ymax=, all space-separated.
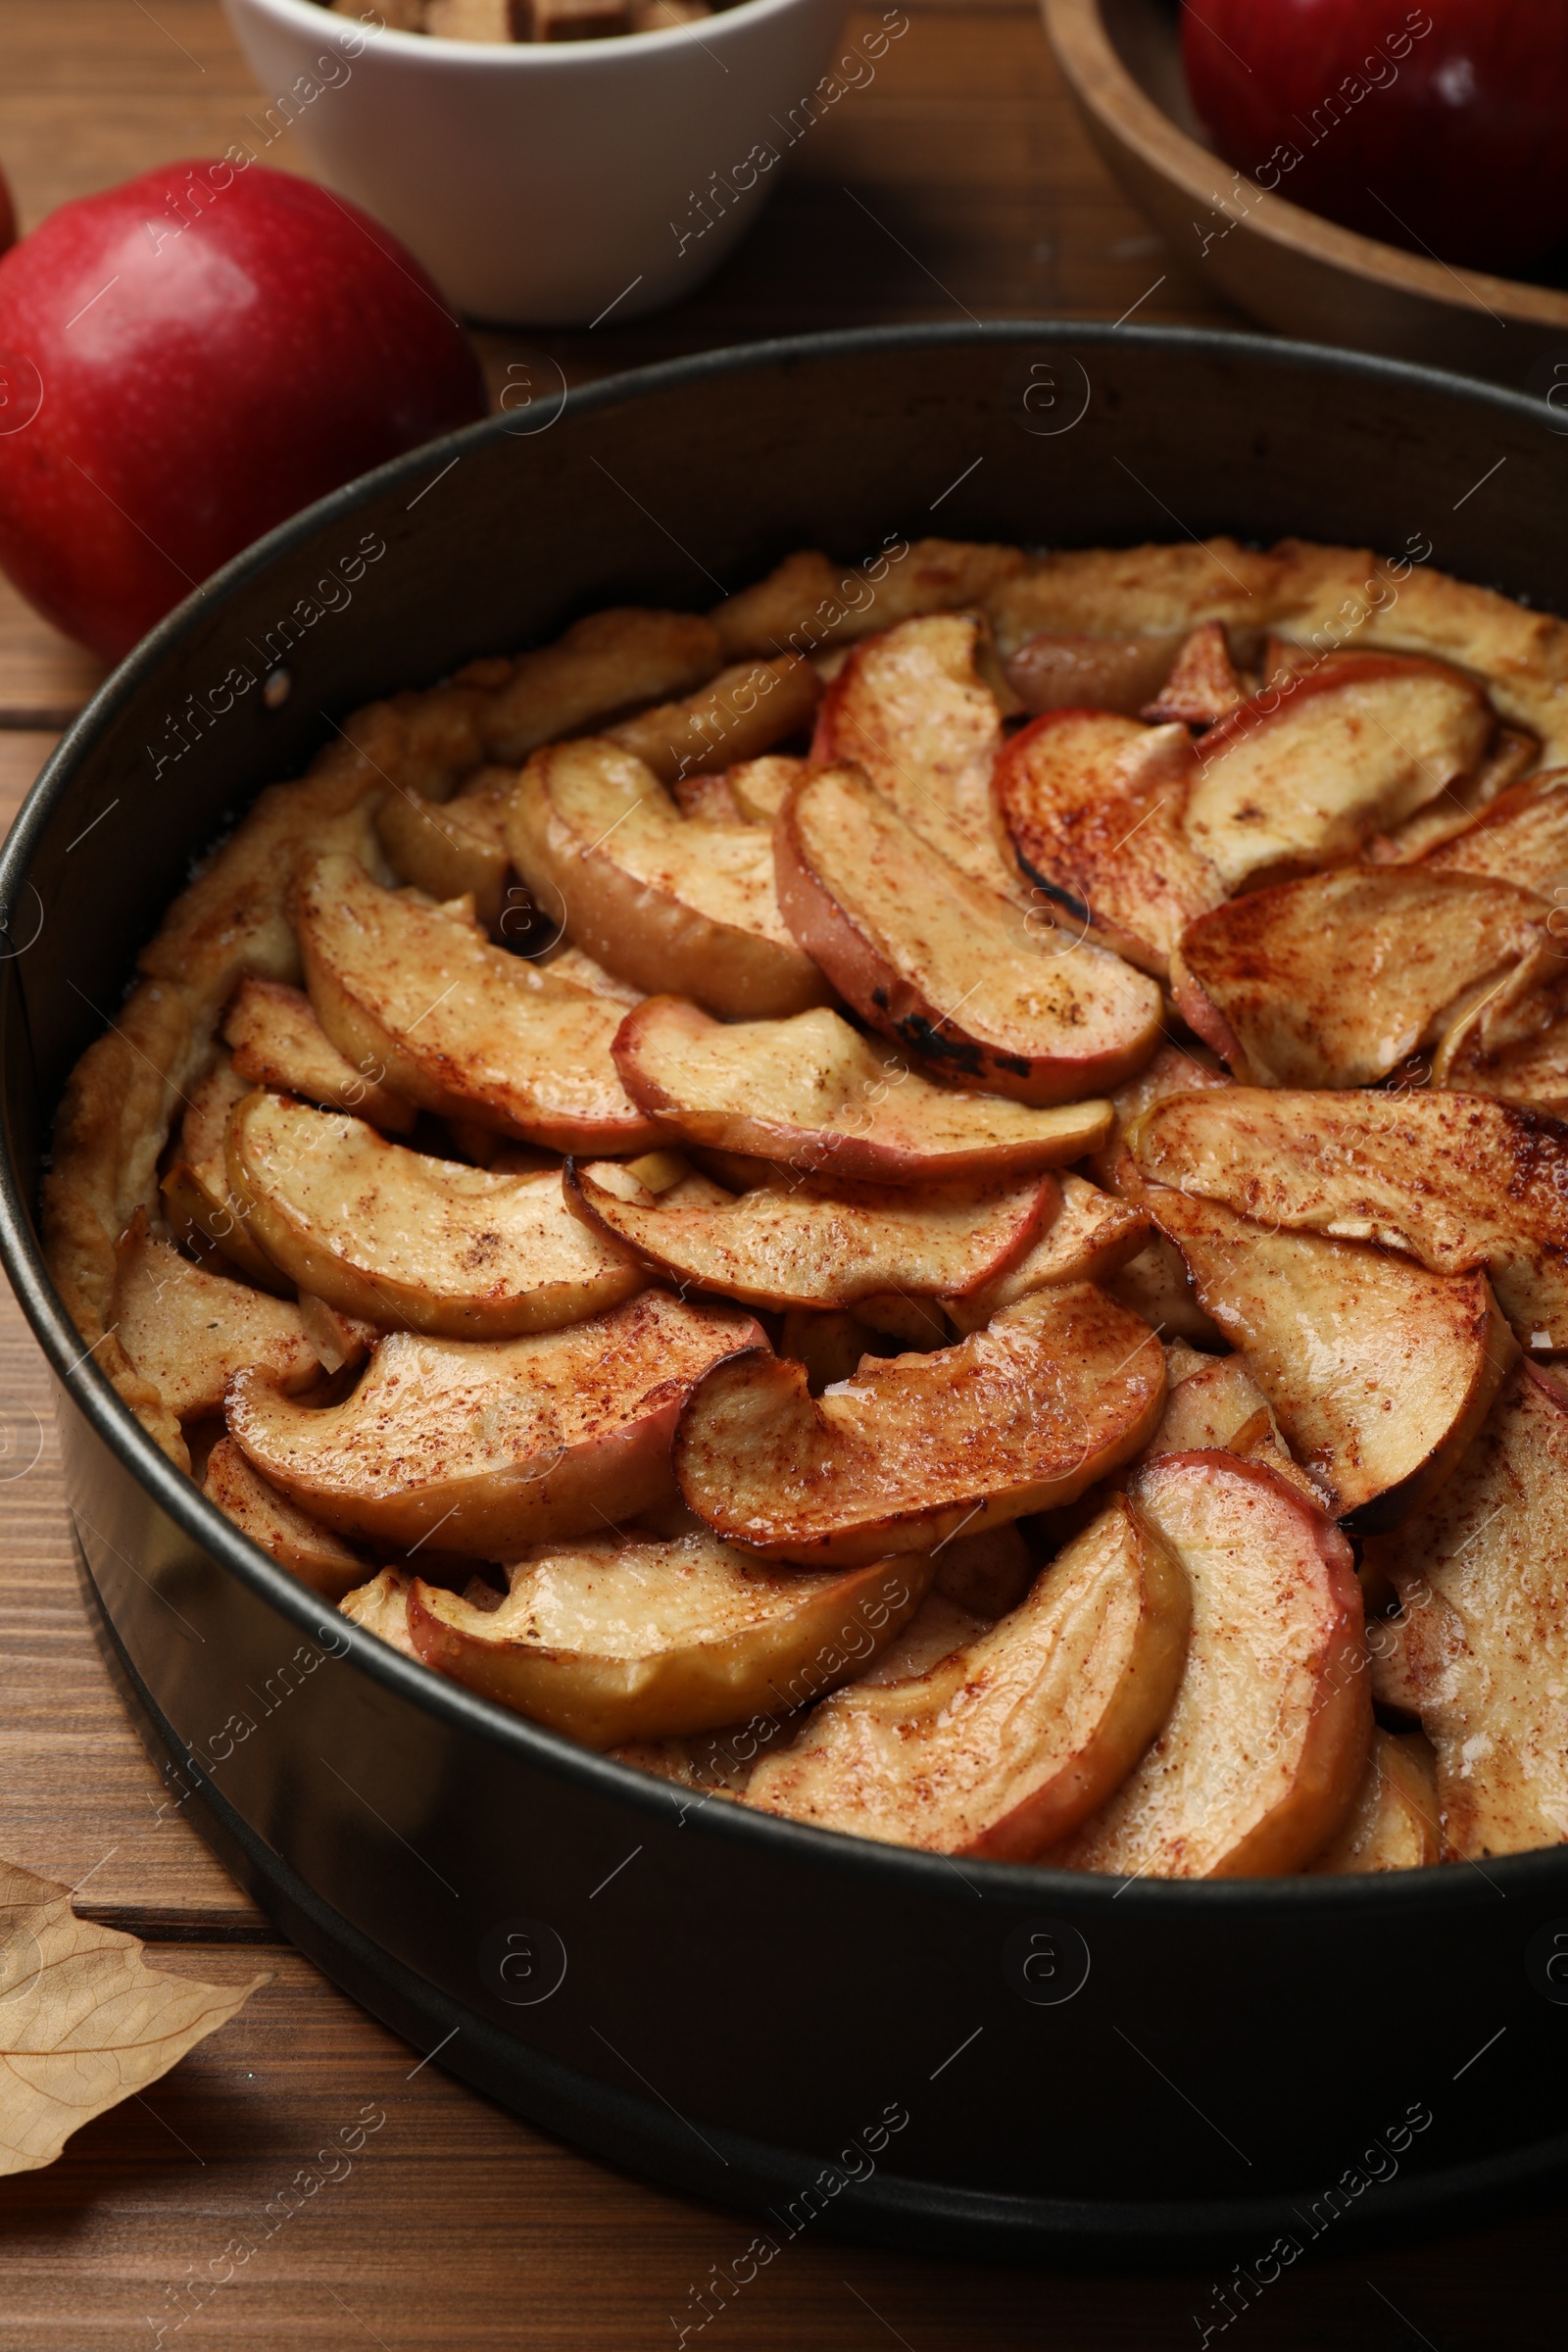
xmin=49 ymin=531 xmax=1568 ymax=1874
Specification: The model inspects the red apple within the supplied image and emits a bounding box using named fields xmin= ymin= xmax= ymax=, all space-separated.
xmin=1182 ymin=0 xmax=1568 ymax=274
xmin=0 ymin=162 xmax=486 ymax=661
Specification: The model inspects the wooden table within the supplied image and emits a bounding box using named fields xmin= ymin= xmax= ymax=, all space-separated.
xmin=0 ymin=5 xmax=1563 ymax=2343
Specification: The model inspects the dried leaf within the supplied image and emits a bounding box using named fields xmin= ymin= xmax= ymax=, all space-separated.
xmin=0 ymin=1857 xmax=269 ymax=2175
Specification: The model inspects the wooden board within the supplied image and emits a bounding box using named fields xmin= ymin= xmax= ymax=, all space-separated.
xmin=0 ymin=3 xmax=1563 ymax=2342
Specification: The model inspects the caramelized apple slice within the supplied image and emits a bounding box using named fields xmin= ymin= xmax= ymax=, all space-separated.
xmin=674 ymin=1282 xmax=1164 ymax=1566
xmin=1086 ymin=1037 xmax=1233 ymax=1191
xmin=339 ymin=1567 xmax=419 ymax=1658
xmin=115 ymin=1214 xmax=317 ymax=1423
xmin=809 ymin=614 xmax=1018 ymax=899
xmin=373 ymin=767 xmax=515 ymax=931
xmin=506 ymin=737 xmax=829 ymax=1019
xmin=1440 ymin=1009 xmax=1568 ymax=1120
xmin=994 ymin=710 xmax=1225 ymax=977
xmin=229 ymin=1290 xmax=761 ymax=1558
xmin=728 ymin=755 xmax=805 ymax=822
xmin=612 ymin=997 xmax=1109 ymax=1186
xmin=1144 ymin=1345 xmax=1321 ymax=1502
xmin=776 ymin=763 xmax=1162 ymax=1102
xmin=1003 ymin=630 xmax=1190 ymax=718
xmin=204 ymin=1436 xmax=368 ymax=1600
xmin=1370 ymin=727 xmax=1540 ymax=862
xmin=942 ymin=1173 xmax=1148 ymax=1335
xmin=1173 ymin=868 xmax=1550 ymax=1086
xmin=483 ymin=608 xmax=720 ymax=764
xmin=408 ymin=1533 xmax=929 ymax=1746
xmin=1306 ymin=1730 xmax=1440 ymax=1874
xmin=710 ymin=539 xmax=1024 ymax=661
xmin=1140 ymin=622 xmax=1246 ymax=727
xmin=566 ymin=1157 xmax=1046 ymax=1312
xmin=160 ymin=1055 xmax=286 ymax=1290
xmin=1131 ymin=1085 xmax=1568 ymax=1347
xmin=1424 ymin=765 xmax=1568 ymax=892
xmin=1365 ymin=1363 xmax=1568 ymax=1857
xmin=606 ymin=655 xmax=820 ymax=785
xmin=1181 ymin=656 xmax=1494 ymax=892
xmin=1048 ymin=1453 xmax=1368 ymax=1878
xmin=1142 ymin=1184 xmax=1516 ymax=1529
xmin=294 ymin=854 xmax=664 ymax=1153
xmin=227 ymin=1092 xmax=644 ymax=1339
xmin=222 ymin=976 xmax=416 ymax=1133
xmin=747 ymin=1494 xmax=1190 ymax=1858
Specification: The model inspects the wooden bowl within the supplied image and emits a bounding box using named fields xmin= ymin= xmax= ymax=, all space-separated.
xmin=1043 ymin=0 xmax=1568 ymax=386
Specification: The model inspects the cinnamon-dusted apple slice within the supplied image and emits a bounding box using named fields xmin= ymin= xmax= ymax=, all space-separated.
xmin=728 ymin=755 xmax=805 ymax=823
xmin=1173 ymin=868 xmax=1551 ymax=1086
xmin=942 ymin=1173 xmax=1149 ymax=1335
xmin=115 ymin=1214 xmax=318 ymax=1423
xmin=1306 ymin=1730 xmax=1441 ymax=1875
xmin=506 ymin=737 xmax=830 ymax=1019
xmin=1087 ymin=1036 xmax=1233 ymax=1190
xmin=1423 ymin=765 xmax=1568 ymax=891
xmin=1047 ymin=1453 xmax=1368 ymax=1879
xmin=1144 ymin=1344 xmax=1321 ymax=1503
xmin=483 ymin=607 xmax=721 ymax=764
xmin=228 ymin=1290 xmax=761 ymax=1557
xmin=1131 ymin=1085 xmax=1568 ymax=1347
xmin=1003 ymin=629 xmax=1190 ymax=718
xmin=747 ymin=1494 xmax=1190 ymax=1859
xmin=1140 ymin=622 xmax=1247 ymax=727
xmin=994 ymin=710 xmax=1225 ymax=977
xmin=612 ymin=998 xmax=1109 ymax=1186
xmin=1369 ymin=726 xmax=1540 ymax=863
xmin=809 ymin=613 xmax=1018 ymax=899
xmin=408 ymin=1532 xmax=929 ymax=1746
xmin=227 ymin=1092 xmax=644 ymax=1339
xmin=160 ymin=1055 xmax=287 ymax=1290
xmin=673 ymin=1282 xmax=1164 ymax=1566
xmin=1141 ymin=1184 xmax=1516 ymax=1529
xmin=339 ymin=1567 xmax=418 ymax=1658
xmin=606 ymin=655 xmax=820 ymax=785
xmin=1440 ymin=1010 xmax=1568 ymax=1120
xmin=222 ymin=976 xmax=416 ymax=1133
xmin=566 ymin=1155 xmax=1046 ymax=1313
xmin=1364 ymin=1363 xmax=1568 ymax=1857
xmin=710 ymin=539 xmax=1024 ymax=661
xmin=1181 ymin=655 xmax=1494 ymax=892
xmin=204 ymin=1436 xmax=368 ymax=1601
xmin=776 ymin=764 xmax=1163 ymax=1102
xmin=373 ymin=766 xmax=515 ymax=932
xmin=294 ymin=854 xmax=665 ymax=1154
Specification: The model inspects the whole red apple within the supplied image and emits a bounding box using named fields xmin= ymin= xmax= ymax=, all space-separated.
xmin=1182 ymin=0 xmax=1568 ymax=274
xmin=0 ymin=162 xmax=486 ymax=661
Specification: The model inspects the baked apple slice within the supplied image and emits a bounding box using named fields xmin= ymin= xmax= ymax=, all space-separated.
xmin=746 ymin=1494 xmax=1190 ymax=1859
xmin=710 ymin=538 xmax=1024 ymax=661
xmin=1439 ymin=1011 xmax=1568 ymax=1120
xmin=1132 ymin=1085 xmax=1568 ymax=1347
xmin=1181 ymin=655 xmax=1494 ymax=892
xmin=204 ymin=1436 xmax=368 ymax=1600
xmin=228 ymin=1289 xmax=761 ymax=1557
xmin=1047 ymin=1453 xmax=1369 ymax=1878
xmin=294 ymin=854 xmax=665 ymax=1154
xmin=728 ymin=755 xmax=805 ymax=823
xmin=339 ymin=1567 xmax=419 ymax=1658
xmin=673 ymin=1281 xmax=1164 ymax=1565
xmin=566 ymin=1156 xmax=1047 ymax=1312
xmin=942 ymin=1173 xmax=1149 ymax=1334
xmin=1423 ymin=765 xmax=1568 ymax=892
xmin=505 ymin=737 xmax=829 ymax=1019
xmin=606 ymin=655 xmax=820 ymax=785
xmin=483 ymin=607 xmax=721 ymax=764
xmin=1001 ymin=629 xmax=1190 ymax=717
xmin=1173 ymin=868 xmax=1551 ymax=1086
xmin=160 ymin=1055 xmax=287 ymax=1290
xmin=612 ymin=997 xmax=1109 ymax=1186
xmin=1364 ymin=1362 xmax=1568 ymax=1857
xmin=1305 ymin=1730 xmax=1440 ymax=1875
xmin=994 ymin=710 xmax=1225 ymax=977
xmin=776 ymin=763 xmax=1162 ymax=1102
xmin=408 ymin=1532 xmax=929 ymax=1746
xmin=1142 ymin=1184 xmax=1515 ymax=1529
xmin=115 ymin=1214 xmax=318 ymax=1423
xmin=222 ymin=976 xmax=416 ymax=1133
xmin=1140 ymin=621 xmax=1246 ymax=727
xmin=809 ymin=613 xmax=1018 ymax=899
xmin=227 ymin=1092 xmax=645 ymax=1339
xmin=373 ymin=766 xmax=514 ymax=932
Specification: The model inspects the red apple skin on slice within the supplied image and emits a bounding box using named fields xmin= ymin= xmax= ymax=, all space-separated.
xmin=226 ymin=1290 xmax=762 ymax=1557
xmin=1047 ymin=1453 xmax=1369 ymax=1879
xmin=808 ymin=612 xmax=1018 ymax=899
xmin=775 ymin=763 xmax=1163 ymax=1103
xmin=1173 ymin=867 xmax=1552 ymax=1088
xmin=745 ymin=1494 xmax=1191 ymax=1860
xmin=994 ymin=709 xmax=1226 ymax=977
xmin=406 ymin=1535 xmax=931 ymax=1747
xmin=612 ymin=996 xmax=1111 ymax=1187
xmin=204 ymin=1436 xmax=368 ymax=1602
xmin=673 ymin=1281 xmax=1165 ymax=1566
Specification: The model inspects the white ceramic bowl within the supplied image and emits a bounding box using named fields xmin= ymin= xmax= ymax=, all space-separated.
xmin=221 ymin=0 xmax=847 ymax=325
